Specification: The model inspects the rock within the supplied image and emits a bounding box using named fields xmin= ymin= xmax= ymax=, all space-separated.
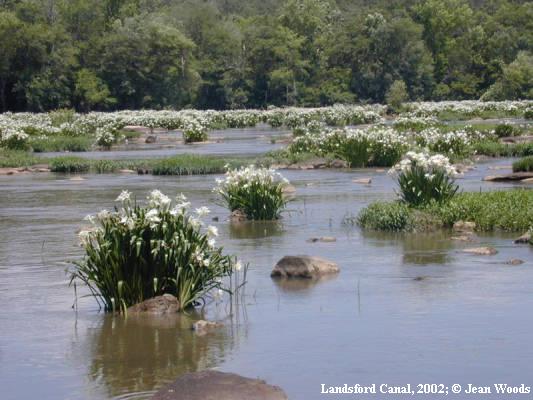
xmin=137 ymin=168 xmax=150 ymax=175
xmin=151 ymin=370 xmax=288 ymax=400
xmin=306 ymin=237 xmax=336 ymax=243
xmin=330 ymin=159 xmax=349 ymax=168
xmin=451 ymin=235 xmax=476 ymax=242
xmin=375 ymin=169 xmax=386 ymax=173
xmin=211 ymin=216 xmax=219 ymax=222
xmin=145 ymin=135 xmax=157 ymax=144
xmin=282 ymin=184 xmax=296 ymax=195
xmin=192 ymin=320 xmax=222 ymax=333
xmin=118 ymin=169 xmax=136 ymax=174
xmin=514 ymin=232 xmax=531 ymax=244
xmin=488 ymin=165 xmax=512 ymax=170
xmin=230 ymin=209 xmax=248 ymax=223
xmin=36 ymin=168 xmax=51 ymax=172
xmin=522 ymin=178 xmax=533 ymax=184
xmin=462 ymin=247 xmax=498 ymax=256
xmin=69 ymin=176 xmax=86 ymax=181
xmin=483 ymin=172 xmax=533 ymax=182
xmin=454 ymin=163 xmax=475 ymax=173
xmin=453 ymin=221 xmax=476 ymax=233
xmin=271 ymin=255 xmax=339 ymax=279
xmin=0 ymin=168 xmax=19 ymax=175
xmin=128 ymin=294 xmax=180 ymax=314
xmin=413 ymin=276 xmax=428 ymax=281
xmin=506 ymin=258 xmax=525 ymax=266
xmin=352 ymin=178 xmax=372 ymax=184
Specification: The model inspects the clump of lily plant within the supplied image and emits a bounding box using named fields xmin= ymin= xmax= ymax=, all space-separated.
xmin=71 ymin=190 xmax=240 ymax=313
xmin=389 ymin=151 xmax=458 ymax=206
xmin=214 ymin=165 xmax=289 ymax=220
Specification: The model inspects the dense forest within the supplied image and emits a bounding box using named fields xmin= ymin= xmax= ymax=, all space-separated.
xmin=0 ymin=0 xmax=531 ymax=112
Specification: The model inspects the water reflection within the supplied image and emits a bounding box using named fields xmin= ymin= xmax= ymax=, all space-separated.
xmin=88 ymin=313 xmax=233 ymax=398
xmin=401 ymin=232 xmax=453 ymax=265
xmin=272 ymin=274 xmax=339 ymax=292
xmin=228 ymin=220 xmax=284 ymax=239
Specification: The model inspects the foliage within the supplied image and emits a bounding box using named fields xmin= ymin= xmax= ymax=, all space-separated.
xmin=512 ymin=156 xmax=533 ymax=173
xmin=151 ymin=155 xmax=242 ymax=176
xmin=428 ymin=190 xmax=533 ymax=232
xmin=49 ymin=156 xmax=91 ymax=173
xmin=1 ymin=1 xmax=532 ymax=111
xmin=390 ymin=152 xmax=458 ymax=206
xmin=357 ymin=190 xmax=533 ymax=232
xmin=71 ymin=190 xmax=238 ymax=313
xmin=29 ymin=135 xmax=92 ymax=152
xmin=494 ymin=124 xmax=519 ymax=138
xmin=472 ymin=141 xmax=533 ymax=157
xmin=214 ymin=165 xmax=289 ymax=220
xmin=386 ymin=80 xmax=409 ymax=112
xmin=355 ymin=201 xmax=414 ymax=232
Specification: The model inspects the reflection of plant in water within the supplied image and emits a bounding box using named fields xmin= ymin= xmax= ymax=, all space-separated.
xmin=88 ymin=313 xmax=233 ymax=398
xmin=401 ymin=232 xmax=453 ymax=265
xmin=229 ymin=220 xmax=284 ymax=240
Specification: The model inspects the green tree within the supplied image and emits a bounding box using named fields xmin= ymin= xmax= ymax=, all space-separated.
xmin=75 ymin=68 xmax=114 ymax=111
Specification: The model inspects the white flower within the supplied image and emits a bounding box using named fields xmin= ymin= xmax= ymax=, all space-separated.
xmin=145 ymin=209 xmax=161 ymax=226
xmin=207 ymin=238 xmax=216 ymax=248
xmin=207 ymin=225 xmax=218 ymax=237
xmin=235 ymin=260 xmax=243 ymax=271
xmin=195 ymin=206 xmax=210 ymax=217
xmin=84 ymin=214 xmax=95 ymax=224
xmin=115 ymin=190 xmax=131 ymax=203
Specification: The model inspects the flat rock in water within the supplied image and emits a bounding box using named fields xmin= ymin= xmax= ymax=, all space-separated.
xmin=462 ymin=247 xmax=498 ymax=256
xmin=69 ymin=176 xmax=86 ymax=181
xmin=271 ymin=255 xmax=339 ymax=279
xmin=119 ymin=169 xmax=136 ymax=174
xmin=522 ymin=178 xmax=533 ymax=184
xmin=128 ymin=294 xmax=179 ymax=314
xmin=451 ymin=235 xmax=476 ymax=242
xmin=506 ymin=259 xmax=525 ymax=266
xmin=151 ymin=370 xmax=288 ymax=400
xmin=306 ymin=237 xmax=337 ymax=243
xmin=330 ymin=159 xmax=349 ymax=168
xmin=353 ymin=178 xmax=372 ymax=184
xmin=282 ymin=184 xmax=296 ymax=195
xmin=514 ymin=232 xmax=531 ymax=244
xmin=483 ymin=172 xmax=533 ymax=182
xmin=145 ymin=135 xmax=157 ymax=144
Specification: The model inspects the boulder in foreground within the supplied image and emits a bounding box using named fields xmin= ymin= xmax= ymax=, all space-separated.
xmin=151 ymin=370 xmax=288 ymax=400
xmin=271 ymin=255 xmax=339 ymax=278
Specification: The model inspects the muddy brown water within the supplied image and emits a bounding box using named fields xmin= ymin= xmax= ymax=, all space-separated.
xmin=1 ymin=157 xmax=533 ymax=399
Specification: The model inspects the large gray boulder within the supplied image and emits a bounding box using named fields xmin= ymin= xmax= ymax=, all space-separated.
xmin=151 ymin=370 xmax=288 ymax=400
xmin=271 ymin=255 xmax=339 ymax=279
xmin=128 ymin=294 xmax=180 ymax=314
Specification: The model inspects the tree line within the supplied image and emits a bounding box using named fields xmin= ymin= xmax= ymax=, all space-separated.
xmin=0 ymin=0 xmax=531 ymax=112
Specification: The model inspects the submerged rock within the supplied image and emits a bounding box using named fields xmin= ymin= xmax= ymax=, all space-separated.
xmin=271 ymin=255 xmax=339 ymax=279
xmin=462 ymin=247 xmax=498 ymax=256
xmin=514 ymin=232 xmax=532 ymax=244
xmin=151 ymin=370 xmax=288 ymax=400
xmin=306 ymin=236 xmax=337 ymax=243
xmin=282 ymin=184 xmax=296 ymax=196
xmin=145 ymin=135 xmax=157 ymax=144
xmin=506 ymin=258 xmax=525 ymax=266
xmin=128 ymin=294 xmax=180 ymax=314
xmin=230 ymin=209 xmax=248 ymax=223
xmin=352 ymin=178 xmax=372 ymax=184
xmin=192 ymin=320 xmax=223 ymax=333
xmin=451 ymin=235 xmax=476 ymax=242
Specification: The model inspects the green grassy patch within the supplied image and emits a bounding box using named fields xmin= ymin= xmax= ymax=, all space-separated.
xmin=513 ymin=156 xmax=533 ymax=172
xmin=356 ymin=190 xmax=533 ymax=232
xmin=0 ymin=150 xmax=43 ymax=168
xmin=29 ymin=135 xmax=93 ymax=152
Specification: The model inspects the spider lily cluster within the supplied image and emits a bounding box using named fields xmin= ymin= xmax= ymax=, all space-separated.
xmin=214 ymin=165 xmax=290 ymax=220
xmin=72 ymin=190 xmax=241 ymax=313
xmin=389 ymin=151 xmax=458 ymax=206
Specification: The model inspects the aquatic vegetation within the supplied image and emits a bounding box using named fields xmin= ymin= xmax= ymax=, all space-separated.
xmin=71 ymin=190 xmax=238 ymax=313
xmin=358 ymin=190 xmax=533 ymax=232
xmin=404 ymin=100 xmax=532 ymax=119
xmin=182 ymin=118 xmax=209 ymax=143
xmin=95 ymin=127 xmax=116 ymax=149
xmin=29 ymin=135 xmax=92 ymax=152
xmin=214 ymin=165 xmax=289 ymax=220
xmin=389 ymin=152 xmax=458 ymax=206
xmin=0 ymin=128 xmax=30 ymax=150
xmin=355 ymin=201 xmax=414 ymax=231
xmin=429 ymin=190 xmax=533 ymax=232
xmin=151 ymin=155 xmax=242 ymax=176
xmin=0 ymin=149 xmax=42 ymax=168
xmin=494 ymin=124 xmax=520 ymax=138
xmin=393 ymin=114 xmax=440 ymax=132
xmin=414 ymin=127 xmax=485 ymax=158
xmin=472 ymin=141 xmax=533 ymax=157
xmin=513 ymin=156 xmax=533 ymax=172
xmin=49 ymin=156 xmax=91 ymax=173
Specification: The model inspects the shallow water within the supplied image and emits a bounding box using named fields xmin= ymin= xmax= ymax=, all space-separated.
xmin=38 ymin=125 xmax=289 ymax=159
xmin=1 ymin=158 xmax=533 ymax=400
